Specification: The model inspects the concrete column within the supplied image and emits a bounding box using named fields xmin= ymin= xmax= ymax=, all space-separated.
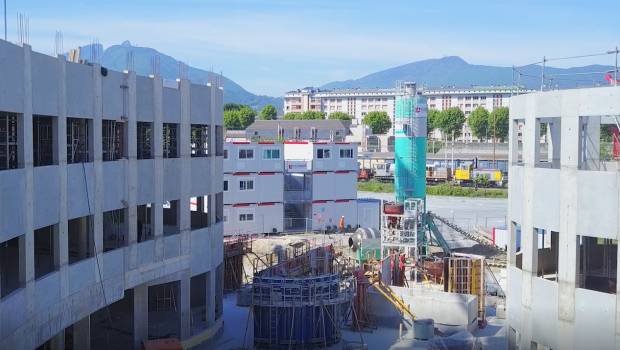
xmin=557 ymin=115 xmax=580 ymax=350
xmin=57 ymin=55 xmax=70 ymax=300
xmin=206 ymin=270 xmax=215 ymax=326
xmin=133 ymin=284 xmax=149 ymax=349
xmin=126 ymin=72 xmax=139 ymax=269
xmin=92 ymin=64 xmax=104 ymax=279
xmin=73 ymin=315 xmax=91 ymax=350
xmin=127 ymin=71 xmax=138 ymax=237
xmin=180 ymin=274 xmax=191 ymax=339
xmin=153 ymin=76 xmax=164 ymax=261
xmin=209 ymin=83 xmax=218 ymax=226
xmin=518 ymin=102 xmax=537 ymax=350
xmin=179 ymin=79 xmax=191 ymax=256
xmin=21 ymin=45 xmax=36 ymax=329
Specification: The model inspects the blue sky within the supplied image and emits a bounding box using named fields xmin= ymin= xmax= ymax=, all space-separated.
xmin=5 ymin=0 xmax=620 ymax=96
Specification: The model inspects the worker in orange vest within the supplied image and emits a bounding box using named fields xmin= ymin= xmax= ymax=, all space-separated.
xmin=338 ymin=216 xmax=345 ymax=233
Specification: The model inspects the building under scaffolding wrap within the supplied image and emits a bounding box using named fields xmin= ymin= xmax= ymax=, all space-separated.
xmin=251 ymin=245 xmax=356 ymax=348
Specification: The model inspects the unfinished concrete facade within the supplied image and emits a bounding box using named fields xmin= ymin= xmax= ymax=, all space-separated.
xmin=508 ymin=86 xmax=620 ymax=349
xmin=0 ymin=40 xmax=224 ymax=349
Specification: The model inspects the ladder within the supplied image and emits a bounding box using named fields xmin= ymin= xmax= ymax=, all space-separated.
xmin=371 ymin=279 xmax=415 ymax=320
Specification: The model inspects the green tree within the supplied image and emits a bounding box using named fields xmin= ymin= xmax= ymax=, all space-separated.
xmin=363 ymin=111 xmax=392 ymax=134
xmin=259 ymin=104 xmax=278 ymax=120
xmin=224 ymin=110 xmax=241 ymax=130
xmin=489 ymin=107 xmax=509 ymax=142
xmin=223 ymin=105 xmax=256 ymax=130
xmin=283 ymin=112 xmax=302 ymax=120
xmin=237 ymin=106 xmax=256 ymax=128
xmin=224 ymin=102 xmax=244 ymax=111
xmin=427 ymin=109 xmax=441 ymax=137
xmin=328 ymin=112 xmax=352 ymax=121
xmin=468 ymin=106 xmax=490 ymax=141
xmin=301 ymin=111 xmax=325 ymax=120
xmin=436 ymin=107 xmax=466 ymax=140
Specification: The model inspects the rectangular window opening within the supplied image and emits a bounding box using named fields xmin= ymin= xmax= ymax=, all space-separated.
xmin=536 ymin=228 xmax=558 ymax=281
xmin=67 ymin=118 xmax=92 ymax=164
xmin=339 ymin=148 xmax=353 ymax=158
xmin=34 ymin=224 xmax=59 ymax=279
xmin=239 ymin=213 xmax=254 ymax=222
xmin=191 ymin=124 xmax=209 ymax=157
xmin=137 ymin=122 xmax=153 ymax=160
xmin=263 ymin=149 xmax=280 ymax=159
xmin=535 ymin=118 xmax=561 ymax=169
xmin=163 ymin=200 xmax=180 ymax=236
xmin=163 ymin=123 xmax=179 ymax=158
xmin=0 ymin=112 xmax=20 ymax=170
xmin=137 ymin=203 xmax=154 ymax=242
xmin=512 ymin=119 xmax=524 ymax=165
xmin=238 ymin=149 xmax=254 ymax=159
xmin=512 ymin=221 xmax=522 ymax=269
xmin=103 ymin=208 xmax=128 ymax=252
xmin=33 ymin=115 xmax=55 ymax=166
xmin=317 ymin=149 xmax=331 ymax=159
xmin=190 ymin=195 xmax=210 ymax=230
xmin=0 ymin=235 xmax=25 ymax=298
xmin=239 ymin=180 xmax=254 ymax=191
xmin=102 ymin=119 xmax=126 ymax=161
xmin=190 ymin=273 xmax=208 ymax=334
xmin=579 ymin=116 xmax=620 ymax=171
xmin=68 ymin=215 xmax=94 ymax=264
xmin=576 ymin=235 xmax=617 ymax=294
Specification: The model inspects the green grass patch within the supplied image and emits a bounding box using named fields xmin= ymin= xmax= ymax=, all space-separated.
xmin=357 ymin=180 xmax=394 ymax=193
xmin=358 ymin=181 xmax=507 ymax=198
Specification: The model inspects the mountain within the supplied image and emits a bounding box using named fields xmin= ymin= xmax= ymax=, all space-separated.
xmin=78 ymin=41 xmax=281 ymax=111
xmin=322 ymin=56 xmax=614 ymax=90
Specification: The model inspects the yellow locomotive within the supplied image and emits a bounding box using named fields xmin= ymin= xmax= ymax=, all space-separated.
xmin=453 ymin=164 xmax=504 ymax=187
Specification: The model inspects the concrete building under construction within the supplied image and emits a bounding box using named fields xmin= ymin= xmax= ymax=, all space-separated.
xmin=0 ymin=40 xmax=224 ymax=349
xmin=507 ymin=86 xmax=620 ymax=349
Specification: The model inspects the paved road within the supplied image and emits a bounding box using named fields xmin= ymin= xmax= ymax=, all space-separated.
xmin=358 ymin=192 xmax=508 ymax=233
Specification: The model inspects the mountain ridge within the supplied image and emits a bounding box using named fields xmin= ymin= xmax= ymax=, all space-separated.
xmin=77 ymin=41 xmax=282 ymax=111
xmin=321 ymin=56 xmax=614 ymax=90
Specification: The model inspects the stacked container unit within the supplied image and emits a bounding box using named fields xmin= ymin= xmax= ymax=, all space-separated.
xmin=284 ymin=142 xmax=358 ymax=231
xmin=223 ymin=142 xmax=284 ymax=235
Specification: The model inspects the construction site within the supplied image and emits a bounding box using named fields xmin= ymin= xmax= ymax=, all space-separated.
xmin=210 ymin=83 xmax=507 ymax=350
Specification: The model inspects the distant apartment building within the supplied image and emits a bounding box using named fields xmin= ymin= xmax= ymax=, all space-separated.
xmin=223 ymin=141 xmax=359 ymax=235
xmin=284 ymin=86 xmax=531 ymax=142
xmin=284 ymin=87 xmax=395 ymax=126
xmin=0 ymin=40 xmax=224 ymax=349
xmin=245 ymin=119 xmax=349 ymax=142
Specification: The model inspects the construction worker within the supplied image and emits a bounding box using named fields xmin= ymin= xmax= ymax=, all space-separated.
xmin=338 ymin=216 xmax=345 ymax=234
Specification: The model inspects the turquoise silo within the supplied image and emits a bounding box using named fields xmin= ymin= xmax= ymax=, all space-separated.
xmin=393 ymin=83 xmax=427 ymax=203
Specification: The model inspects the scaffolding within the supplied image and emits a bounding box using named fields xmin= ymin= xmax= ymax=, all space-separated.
xmin=446 ymin=255 xmax=486 ymax=324
xmin=224 ymin=235 xmax=252 ymax=291
xmin=251 ymin=245 xmax=356 ymax=349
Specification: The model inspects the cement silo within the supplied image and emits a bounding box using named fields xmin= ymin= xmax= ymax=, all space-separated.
xmin=394 ymin=82 xmax=427 ymax=203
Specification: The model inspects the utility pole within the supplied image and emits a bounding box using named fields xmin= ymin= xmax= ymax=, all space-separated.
xmin=493 ymin=115 xmax=497 ymax=169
